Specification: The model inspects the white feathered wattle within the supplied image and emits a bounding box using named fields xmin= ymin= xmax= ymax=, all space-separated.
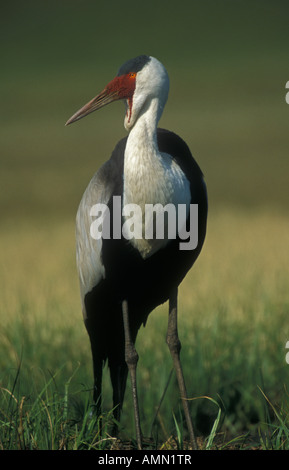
xmin=123 ymin=57 xmax=191 ymax=258
xmin=123 ymin=106 xmax=190 ymax=258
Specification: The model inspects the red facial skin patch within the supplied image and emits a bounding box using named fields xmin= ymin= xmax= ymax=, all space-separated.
xmin=105 ymin=73 xmax=136 ymax=123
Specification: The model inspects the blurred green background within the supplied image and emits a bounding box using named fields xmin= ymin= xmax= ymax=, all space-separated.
xmin=1 ymin=0 xmax=289 ymax=447
xmin=1 ymin=0 xmax=288 ymax=222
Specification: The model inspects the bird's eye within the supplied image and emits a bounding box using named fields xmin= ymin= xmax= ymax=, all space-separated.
xmin=129 ymin=72 xmax=136 ymax=79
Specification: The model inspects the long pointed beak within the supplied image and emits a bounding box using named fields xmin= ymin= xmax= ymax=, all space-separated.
xmin=65 ymin=87 xmax=120 ymax=126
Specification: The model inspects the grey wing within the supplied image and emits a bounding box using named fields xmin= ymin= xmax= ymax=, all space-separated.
xmin=76 ymin=161 xmax=114 ymax=319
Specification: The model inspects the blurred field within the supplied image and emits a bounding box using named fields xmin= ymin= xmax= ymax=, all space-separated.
xmin=1 ymin=0 xmax=289 ymax=449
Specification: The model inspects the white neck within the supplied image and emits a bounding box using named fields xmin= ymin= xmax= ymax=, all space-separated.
xmin=122 ymin=96 xmax=191 ymax=259
xmin=123 ymin=96 xmax=164 ymax=206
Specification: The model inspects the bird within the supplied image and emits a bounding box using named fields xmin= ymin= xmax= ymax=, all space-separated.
xmin=66 ymin=55 xmax=208 ymax=450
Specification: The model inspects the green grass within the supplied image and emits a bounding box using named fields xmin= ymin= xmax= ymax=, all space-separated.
xmin=0 ymin=211 xmax=288 ymax=449
xmin=1 ymin=0 xmax=289 ymax=450
xmin=0 ymin=363 xmax=117 ymax=450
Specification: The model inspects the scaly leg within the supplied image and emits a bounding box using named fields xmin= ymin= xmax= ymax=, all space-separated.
xmin=122 ymin=300 xmax=142 ymax=450
xmin=166 ymin=287 xmax=198 ymax=450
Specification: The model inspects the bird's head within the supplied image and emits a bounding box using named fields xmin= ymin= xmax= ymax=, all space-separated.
xmin=65 ymin=55 xmax=170 ymax=131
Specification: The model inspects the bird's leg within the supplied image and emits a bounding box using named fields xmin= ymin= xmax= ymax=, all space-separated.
xmin=122 ymin=300 xmax=142 ymax=450
xmin=109 ymin=361 xmax=128 ymax=434
xmin=85 ymin=318 xmax=103 ymax=417
xmin=166 ymin=287 xmax=198 ymax=450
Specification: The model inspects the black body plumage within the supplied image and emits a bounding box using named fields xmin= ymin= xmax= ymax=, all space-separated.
xmin=84 ymin=128 xmax=207 ymax=418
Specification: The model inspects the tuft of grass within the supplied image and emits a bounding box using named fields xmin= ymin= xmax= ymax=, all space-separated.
xmin=202 ymin=397 xmax=222 ymax=450
xmin=172 ymin=409 xmax=184 ymax=450
xmin=0 ymin=364 xmax=118 ymax=450
xmin=258 ymin=387 xmax=289 ymax=450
